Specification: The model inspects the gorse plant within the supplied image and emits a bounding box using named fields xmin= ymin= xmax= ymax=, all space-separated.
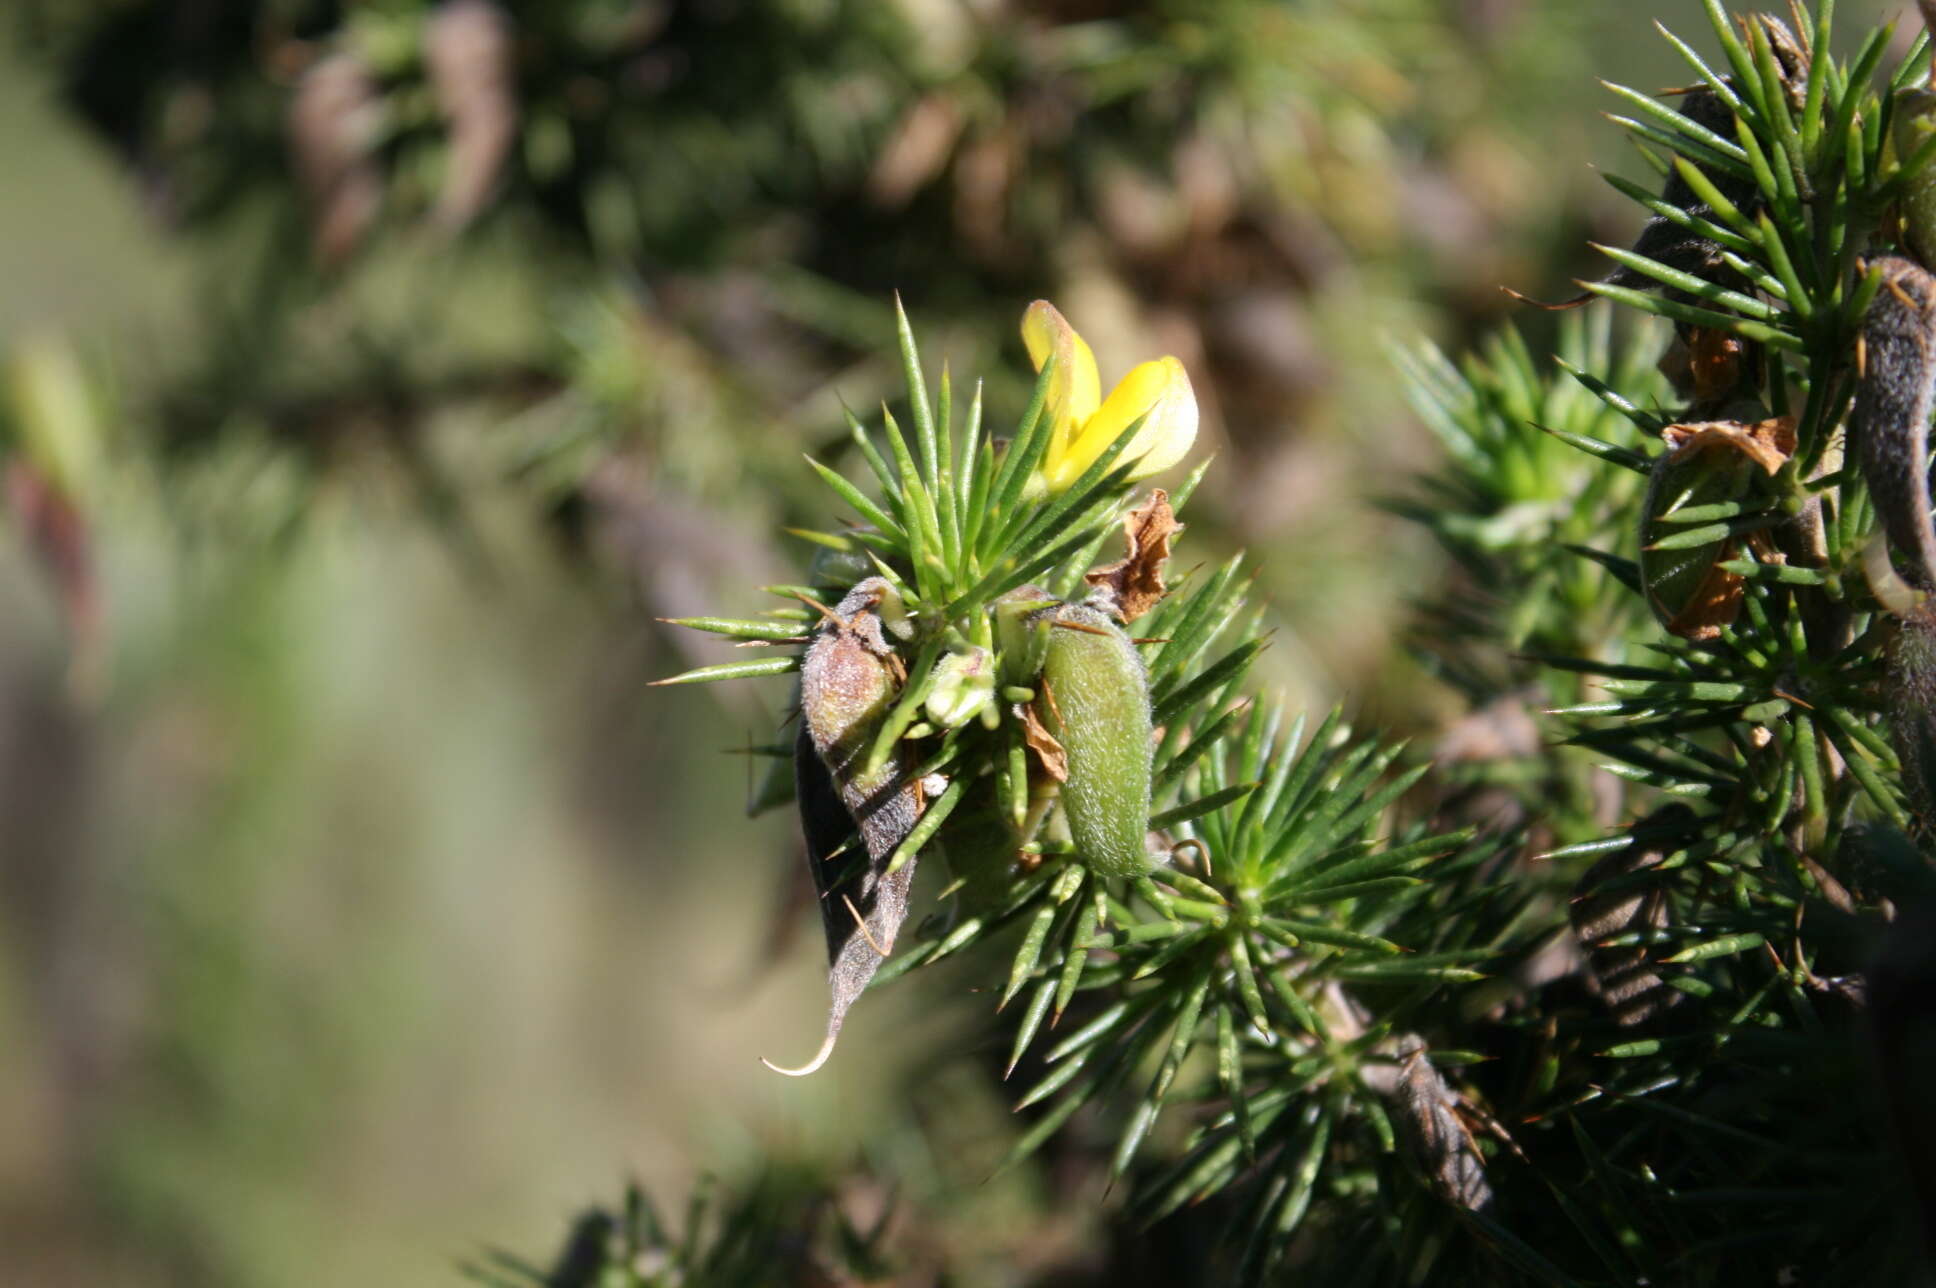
xmin=515 ymin=1 xmax=1936 ymax=1284
xmin=655 ymin=296 xmax=1487 ymax=1278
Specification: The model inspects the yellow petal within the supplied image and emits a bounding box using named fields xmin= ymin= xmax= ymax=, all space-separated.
xmin=1047 ymin=356 xmax=1197 ymax=492
xmin=1020 ymin=300 xmax=1101 ymax=455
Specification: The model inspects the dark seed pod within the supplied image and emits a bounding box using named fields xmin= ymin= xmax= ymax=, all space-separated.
xmin=1512 ymin=16 xmax=1807 ymax=317
xmin=1854 ymin=256 xmax=1936 ymax=591
xmin=1867 ymin=895 xmax=1936 ymax=1256
xmin=1362 ymin=1035 xmax=1494 ymax=1213
xmin=769 ymin=577 xmax=923 ymax=1076
xmin=1034 ymin=602 xmax=1154 ymax=879
xmin=1889 ymin=611 xmax=1936 ymax=837
xmin=1853 ymin=259 xmax=1936 ymax=834
xmin=1616 ymin=79 xmax=1757 ymax=291
xmin=1568 ymin=805 xmax=1694 ymax=1028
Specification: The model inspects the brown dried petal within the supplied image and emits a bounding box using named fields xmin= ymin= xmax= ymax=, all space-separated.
xmin=1660 ymin=415 xmax=1797 ymax=474
xmin=1018 ymin=701 xmax=1069 ymax=783
xmin=1660 ymin=327 xmax=1756 ymax=405
xmin=1642 ymin=415 xmax=1795 ymax=640
xmin=1083 ymin=489 xmax=1182 ymax=623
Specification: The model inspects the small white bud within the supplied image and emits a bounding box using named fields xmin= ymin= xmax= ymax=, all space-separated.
xmin=925 ymin=646 xmax=995 ymax=729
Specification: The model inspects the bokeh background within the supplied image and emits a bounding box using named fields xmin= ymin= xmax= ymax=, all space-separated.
xmin=0 ymin=2 xmax=1908 ymax=1284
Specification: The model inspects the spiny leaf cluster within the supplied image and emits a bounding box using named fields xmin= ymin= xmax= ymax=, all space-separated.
xmin=662 ymin=303 xmax=1495 ymax=1283
xmin=464 ymin=1174 xmax=896 ymax=1288
xmin=1384 ymin=3 xmax=1936 ymax=1281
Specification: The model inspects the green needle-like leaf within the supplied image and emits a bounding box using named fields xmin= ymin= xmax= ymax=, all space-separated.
xmin=649 ymin=656 xmax=799 ymax=686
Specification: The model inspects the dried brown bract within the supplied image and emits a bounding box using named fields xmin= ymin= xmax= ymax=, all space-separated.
xmin=1083 ymin=488 xmax=1182 ymax=624
xmin=1017 ymin=701 xmax=1068 ymax=783
xmin=1658 ymin=414 xmax=1797 ymax=473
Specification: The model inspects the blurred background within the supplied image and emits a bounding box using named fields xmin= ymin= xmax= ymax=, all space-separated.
xmin=0 ymin=2 xmax=1906 ymax=1284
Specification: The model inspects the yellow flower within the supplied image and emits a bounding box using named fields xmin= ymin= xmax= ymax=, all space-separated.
xmin=1020 ymin=300 xmax=1198 ymax=496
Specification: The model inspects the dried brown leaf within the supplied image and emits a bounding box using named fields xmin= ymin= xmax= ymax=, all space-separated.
xmin=1018 ymin=701 xmax=1068 ymax=783
xmin=1660 ymin=415 xmax=1797 ymax=475
xmin=1084 ymin=489 xmax=1182 ymax=623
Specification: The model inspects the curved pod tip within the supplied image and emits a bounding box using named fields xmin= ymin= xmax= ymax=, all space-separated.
xmin=761 ymin=1030 xmax=840 ymax=1078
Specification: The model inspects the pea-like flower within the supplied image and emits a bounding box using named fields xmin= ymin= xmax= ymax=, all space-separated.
xmin=1021 ymin=300 xmax=1197 ymax=497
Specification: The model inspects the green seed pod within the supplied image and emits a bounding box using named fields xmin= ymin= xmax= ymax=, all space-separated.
xmin=1638 ymin=416 xmax=1792 ymax=641
xmin=1897 ymin=87 xmax=1936 ymax=271
xmin=1034 ymin=602 xmax=1154 ymax=879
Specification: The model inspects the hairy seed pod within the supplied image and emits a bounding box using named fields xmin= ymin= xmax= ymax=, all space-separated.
xmin=1854 ymin=260 xmax=1936 ymax=833
xmin=1034 ymin=602 xmax=1153 ymax=879
xmin=1360 ymin=1034 xmax=1494 ymax=1212
xmin=1855 ymin=256 xmax=1936 ymax=590
xmin=770 ymin=577 xmax=922 ymax=1076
